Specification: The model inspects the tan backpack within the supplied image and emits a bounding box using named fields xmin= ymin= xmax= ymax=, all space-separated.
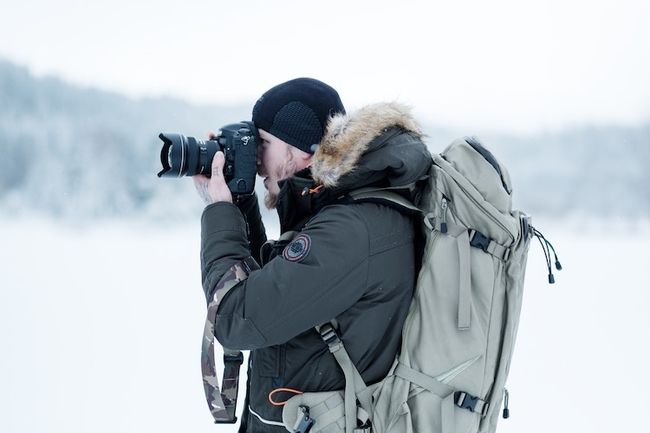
xmin=281 ymin=136 xmax=561 ymax=433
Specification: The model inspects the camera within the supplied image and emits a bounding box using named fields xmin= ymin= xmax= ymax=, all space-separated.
xmin=157 ymin=121 xmax=258 ymax=195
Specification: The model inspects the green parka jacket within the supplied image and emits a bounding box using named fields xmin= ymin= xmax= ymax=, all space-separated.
xmin=200 ymin=103 xmax=432 ymax=432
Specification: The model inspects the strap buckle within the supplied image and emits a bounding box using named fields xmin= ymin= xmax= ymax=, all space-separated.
xmin=223 ymin=352 xmax=244 ymax=365
xmin=318 ymin=323 xmax=342 ymax=352
xmin=454 ymin=391 xmax=489 ymax=417
xmin=293 ymin=405 xmax=315 ymax=433
xmin=468 ymin=229 xmax=491 ymax=253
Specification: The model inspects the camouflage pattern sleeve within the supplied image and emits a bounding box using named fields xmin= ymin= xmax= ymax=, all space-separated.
xmin=201 ymin=256 xmax=259 ymax=423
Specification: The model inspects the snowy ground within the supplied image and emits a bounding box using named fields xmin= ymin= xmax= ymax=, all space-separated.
xmin=1 ymin=217 xmax=648 ymax=433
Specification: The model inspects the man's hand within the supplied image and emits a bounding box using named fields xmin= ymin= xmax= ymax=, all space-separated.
xmin=193 ymin=151 xmax=233 ymax=205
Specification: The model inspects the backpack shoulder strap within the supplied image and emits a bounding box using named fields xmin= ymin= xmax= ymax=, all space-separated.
xmin=347 ymin=186 xmax=422 ymax=215
xmin=315 ymin=322 xmax=374 ymax=433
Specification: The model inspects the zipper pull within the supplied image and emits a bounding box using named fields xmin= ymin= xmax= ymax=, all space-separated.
xmin=440 ymin=198 xmax=448 ymax=233
xmin=502 ymin=388 xmax=510 ymax=419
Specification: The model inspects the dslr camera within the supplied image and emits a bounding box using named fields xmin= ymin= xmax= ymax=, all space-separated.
xmin=157 ymin=121 xmax=258 ymax=195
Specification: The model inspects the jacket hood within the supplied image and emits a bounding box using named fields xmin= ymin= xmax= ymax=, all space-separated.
xmin=275 ymin=102 xmax=432 ymax=232
xmin=311 ymin=102 xmax=431 ymax=189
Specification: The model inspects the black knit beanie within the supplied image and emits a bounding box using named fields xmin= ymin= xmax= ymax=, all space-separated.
xmin=252 ymin=78 xmax=345 ymax=154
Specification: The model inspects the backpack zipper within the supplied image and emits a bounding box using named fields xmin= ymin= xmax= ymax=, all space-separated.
xmin=440 ymin=197 xmax=448 ymax=233
xmin=502 ymin=387 xmax=510 ymax=418
xmin=439 ymin=176 xmax=515 ymax=244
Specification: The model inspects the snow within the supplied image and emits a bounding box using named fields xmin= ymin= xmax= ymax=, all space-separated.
xmin=0 ymin=217 xmax=648 ymax=432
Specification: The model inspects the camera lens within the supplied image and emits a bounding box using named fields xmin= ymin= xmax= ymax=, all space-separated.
xmin=157 ymin=133 xmax=185 ymax=177
xmin=157 ymin=133 xmax=219 ymax=178
xmin=156 ymin=122 xmax=258 ymax=195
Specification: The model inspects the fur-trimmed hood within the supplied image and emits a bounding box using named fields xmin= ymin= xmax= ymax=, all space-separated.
xmin=275 ymin=102 xmax=432 ymax=232
xmin=311 ymin=102 xmax=431 ymax=189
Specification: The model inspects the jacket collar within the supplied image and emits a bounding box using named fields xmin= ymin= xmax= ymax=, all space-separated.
xmin=311 ymin=102 xmax=423 ymax=187
xmin=275 ymin=102 xmax=425 ymax=231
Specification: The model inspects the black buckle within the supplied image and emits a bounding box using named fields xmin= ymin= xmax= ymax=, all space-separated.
xmin=223 ymin=352 xmax=244 ymax=365
xmin=455 ymin=391 xmax=478 ymax=411
xmin=294 ymin=405 xmax=315 ymax=433
xmin=319 ymin=323 xmax=340 ymax=346
xmin=469 ymin=230 xmax=491 ymax=253
xmin=455 ymin=391 xmax=486 ymax=414
xmin=454 ymin=391 xmax=489 ymax=416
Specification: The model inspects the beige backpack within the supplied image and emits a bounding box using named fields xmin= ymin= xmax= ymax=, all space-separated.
xmin=282 ymin=137 xmax=561 ymax=433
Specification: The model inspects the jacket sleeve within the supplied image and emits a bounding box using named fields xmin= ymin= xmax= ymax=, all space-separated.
xmin=235 ymin=192 xmax=267 ymax=265
xmin=200 ymin=202 xmax=253 ymax=302
xmin=202 ymin=203 xmax=371 ymax=350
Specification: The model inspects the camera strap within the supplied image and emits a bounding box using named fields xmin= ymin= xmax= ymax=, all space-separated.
xmin=201 ymin=256 xmax=259 ymax=423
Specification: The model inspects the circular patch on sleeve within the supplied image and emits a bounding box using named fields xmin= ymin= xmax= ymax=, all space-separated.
xmin=282 ymin=234 xmax=312 ymax=262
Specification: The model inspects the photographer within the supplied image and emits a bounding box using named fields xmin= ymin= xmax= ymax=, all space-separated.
xmin=193 ymin=78 xmax=431 ymax=432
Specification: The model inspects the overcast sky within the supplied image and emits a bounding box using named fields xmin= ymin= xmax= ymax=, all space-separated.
xmin=1 ymin=0 xmax=649 ymax=132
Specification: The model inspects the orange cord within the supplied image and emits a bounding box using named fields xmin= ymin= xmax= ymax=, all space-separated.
xmin=302 ymin=184 xmax=324 ymax=196
xmin=309 ymin=185 xmax=324 ymax=194
xmin=268 ymin=387 xmax=304 ymax=406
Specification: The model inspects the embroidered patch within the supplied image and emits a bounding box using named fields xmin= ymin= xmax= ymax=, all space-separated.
xmin=282 ymin=234 xmax=312 ymax=262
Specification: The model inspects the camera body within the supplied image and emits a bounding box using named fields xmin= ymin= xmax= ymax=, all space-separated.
xmin=157 ymin=121 xmax=258 ymax=195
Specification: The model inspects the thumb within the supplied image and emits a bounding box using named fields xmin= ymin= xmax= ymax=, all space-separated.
xmin=211 ymin=151 xmax=225 ymax=178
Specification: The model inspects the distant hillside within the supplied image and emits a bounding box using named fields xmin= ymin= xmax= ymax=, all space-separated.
xmin=0 ymin=59 xmax=648 ymax=221
xmin=0 ymin=59 xmax=250 ymax=220
xmin=477 ymin=125 xmax=650 ymax=218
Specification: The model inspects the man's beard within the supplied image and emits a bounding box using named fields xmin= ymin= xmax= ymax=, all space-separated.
xmin=264 ymin=189 xmax=279 ymax=210
xmin=263 ymin=148 xmax=296 ymax=210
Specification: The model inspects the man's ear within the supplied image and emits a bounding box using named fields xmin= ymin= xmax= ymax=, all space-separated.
xmin=294 ymin=148 xmax=313 ymax=166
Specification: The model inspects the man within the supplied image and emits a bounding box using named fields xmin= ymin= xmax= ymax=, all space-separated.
xmin=193 ymin=78 xmax=431 ymax=432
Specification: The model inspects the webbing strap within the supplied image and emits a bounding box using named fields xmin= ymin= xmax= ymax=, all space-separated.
xmin=469 ymin=229 xmax=511 ymax=261
xmin=441 ymin=392 xmax=456 ymax=433
xmin=395 ymin=363 xmax=454 ymax=397
xmin=454 ymin=391 xmax=490 ymax=417
xmin=340 ymin=352 xmax=357 ymax=433
xmin=348 ymin=188 xmax=421 ymax=214
xmin=201 ymin=257 xmax=259 ymax=423
xmin=317 ymin=324 xmax=371 ymax=433
xmin=394 ymin=363 xmax=456 ymax=433
xmin=394 ymin=363 xmax=489 ymax=433
xmin=456 ymin=230 xmax=472 ymax=330
xmin=327 ymin=341 xmax=362 ymax=433
xmin=487 ymin=241 xmax=510 ymax=261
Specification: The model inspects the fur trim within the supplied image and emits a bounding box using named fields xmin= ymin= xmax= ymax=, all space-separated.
xmin=311 ymin=102 xmax=422 ymax=187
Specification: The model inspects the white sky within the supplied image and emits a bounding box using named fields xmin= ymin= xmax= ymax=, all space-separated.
xmin=1 ymin=0 xmax=649 ymax=132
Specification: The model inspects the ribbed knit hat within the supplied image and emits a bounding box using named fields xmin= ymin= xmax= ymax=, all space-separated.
xmin=252 ymin=78 xmax=345 ymax=154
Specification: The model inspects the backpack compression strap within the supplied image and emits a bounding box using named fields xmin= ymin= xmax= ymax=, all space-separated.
xmin=394 ymin=362 xmax=490 ymax=433
xmin=201 ymin=257 xmax=259 ymax=423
